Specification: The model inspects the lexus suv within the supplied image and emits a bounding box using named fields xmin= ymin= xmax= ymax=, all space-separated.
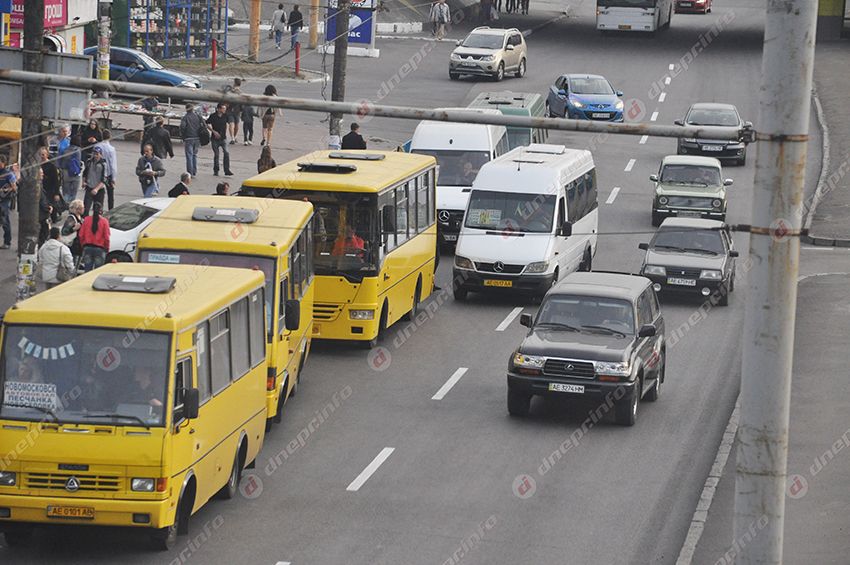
xmin=651 ymin=155 xmax=733 ymax=226
xmin=507 ymin=272 xmax=666 ymax=426
xmin=449 ymin=27 xmax=528 ymax=82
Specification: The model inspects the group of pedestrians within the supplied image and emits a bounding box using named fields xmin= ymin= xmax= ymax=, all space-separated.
xmin=271 ymin=3 xmax=304 ymax=51
xmin=429 ymin=0 xmax=529 ymax=31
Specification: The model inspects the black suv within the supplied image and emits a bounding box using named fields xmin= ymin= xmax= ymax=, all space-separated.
xmin=639 ymin=217 xmax=738 ymax=306
xmin=507 ymin=272 xmax=665 ymax=426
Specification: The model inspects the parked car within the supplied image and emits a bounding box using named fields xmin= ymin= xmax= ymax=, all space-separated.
xmin=104 ymin=197 xmax=175 ymax=262
xmin=546 ymin=74 xmax=624 ymax=122
xmin=639 ymin=218 xmax=737 ymax=305
xmin=675 ymin=102 xmax=750 ymax=165
xmin=449 ymin=27 xmax=527 ymax=82
xmin=651 ymin=155 xmax=733 ymax=226
xmin=507 ymin=272 xmax=666 ymax=426
xmin=675 ymin=0 xmax=712 ymax=13
xmin=83 ymin=47 xmax=202 ymax=89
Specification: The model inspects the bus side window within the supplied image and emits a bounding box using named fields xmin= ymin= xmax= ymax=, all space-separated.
xmin=194 ymin=323 xmax=211 ymax=404
xmin=209 ymin=310 xmax=231 ymax=395
xmin=576 ymin=175 xmax=588 ymax=219
xmin=298 ymin=230 xmax=309 ymax=290
xmin=229 ymin=297 xmax=251 ymax=381
xmin=249 ymin=289 xmax=266 ymax=366
xmin=379 ymin=190 xmax=396 ymax=252
xmin=585 ymin=170 xmax=598 ymax=214
xmin=496 ymin=133 xmax=509 ymax=157
xmin=290 ymin=250 xmax=301 ymax=299
xmin=174 ymin=357 xmax=192 ymax=422
xmin=396 ymin=184 xmax=409 ymax=245
xmin=279 ymin=276 xmax=289 ymax=331
xmin=417 ymin=175 xmax=429 ymax=232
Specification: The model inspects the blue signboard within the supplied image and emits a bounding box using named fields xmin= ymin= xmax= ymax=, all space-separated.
xmin=326 ymin=8 xmax=374 ymax=45
xmin=0 ymin=0 xmax=11 ymax=13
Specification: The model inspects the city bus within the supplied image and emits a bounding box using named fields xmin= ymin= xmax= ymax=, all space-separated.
xmin=240 ymin=150 xmax=438 ymax=348
xmin=136 ymin=195 xmax=313 ymax=429
xmin=596 ymin=0 xmax=673 ymax=33
xmin=0 ymin=263 xmax=274 ymax=550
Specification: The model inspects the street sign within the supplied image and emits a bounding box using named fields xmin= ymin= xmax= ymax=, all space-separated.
xmin=326 ymin=7 xmax=375 ymax=45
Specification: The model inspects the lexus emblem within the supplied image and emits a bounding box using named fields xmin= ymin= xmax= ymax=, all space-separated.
xmin=65 ymin=476 xmax=80 ymax=492
xmin=566 ymin=364 xmax=574 ymax=371
xmin=438 ymin=210 xmax=451 ymax=223
xmin=493 ymin=261 xmax=505 ymax=272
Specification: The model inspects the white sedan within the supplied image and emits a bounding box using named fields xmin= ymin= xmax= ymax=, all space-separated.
xmin=103 ymin=197 xmax=175 ymax=262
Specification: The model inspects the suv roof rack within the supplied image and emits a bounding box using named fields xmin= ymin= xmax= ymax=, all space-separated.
xmin=92 ymin=274 xmax=176 ymax=294
xmin=192 ymin=207 xmax=260 ymax=224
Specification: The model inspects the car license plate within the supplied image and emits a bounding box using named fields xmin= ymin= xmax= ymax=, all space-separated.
xmin=677 ymin=211 xmax=702 ymax=218
xmin=483 ymin=279 xmax=512 ymax=288
xmin=619 ymin=24 xmax=632 ymax=30
xmin=680 ymin=2 xmax=692 ymax=6
xmin=47 ymin=506 xmax=95 ymax=519
xmin=592 ymin=112 xmax=609 ymax=119
xmin=443 ymin=234 xmax=458 ymax=242
xmin=667 ymin=277 xmax=697 ymax=287
xmin=549 ymin=383 xmax=585 ymax=394
xmin=461 ymin=61 xmax=477 ymax=67
xmin=702 ymin=145 xmax=724 ymax=152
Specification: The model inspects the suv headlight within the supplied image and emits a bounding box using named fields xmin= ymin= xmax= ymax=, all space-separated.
xmin=455 ymin=255 xmax=474 ymax=270
xmin=451 ymin=52 xmax=462 ymax=61
xmin=712 ymin=199 xmax=723 ymax=209
xmin=350 ymin=309 xmax=375 ymax=320
xmin=595 ymin=361 xmax=631 ymax=377
xmin=700 ymin=269 xmax=722 ymax=280
xmin=513 ymin=352 xmax=545 ymax=369
xmin=131 ymin=478 xmax=155 ymax=492
xmin=0 ymin=471 xmax=16 ymax=486
xmin=615 ymin=100 xmax=624 ymax=110
xmin=525 ymin=261 xmax=549 ymax=274
xmin=683 ymin=138 xmax=697 ymax=143
xmin=571 ymin=99 xmax=584 ymax=108
xmin=644 ymin=265 xmax=666 ymax=276
xmin=481 ymin=54 xmax=495 ymax=62
xmin=657 ymin=196 xmax=669 ymax=206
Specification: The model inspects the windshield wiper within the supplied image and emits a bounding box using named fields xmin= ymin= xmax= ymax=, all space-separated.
xmin=581 ymin=325 xmax=627 ymax=337
xmin=653 ymin=244 xmax=687 ymax=252
xmin=535 ymin=322 xmax=581 ymax=332
xmin=682 ymin=247 xmax=719 ymax=255
xmin=2 ymin=403 xmax=59 ymax=422
xmin=86 ymin=413 xmax=151 ymax=429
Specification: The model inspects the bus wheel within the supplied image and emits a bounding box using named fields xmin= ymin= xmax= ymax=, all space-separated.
xmin=403 ymin=277 xmax=422 ymax=321
xmin=217 ymin=449 xmax=243 ymax=500
xmin=3 ymin=525 xmax=34 ymax=547
xmin=363 ymin=304 xmax=387 ymax=349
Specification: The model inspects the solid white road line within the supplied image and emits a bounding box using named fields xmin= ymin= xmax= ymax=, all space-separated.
xmin=275 ymin=562 xmax=291 ymax=565
xmin=659 ymin=92 xmax=667 ymax=103
xmin=639 ymin=135 xmax=649 ymax=145
xmin=432 ymin=368 xmax=469 ymax=400
xmin=606 ymin=187 xmax=621 ymax=205
xmin=346 ymin=448 xmax=395 ymax=492
xmin=496 ymin=307 xmax=524 ymax=332
xmin=624 ymin=159 xmax=636 ymax=172
xmin=665 ymin=76 xmax=672 ymax=85
xmin=650 ymin=111 xmax=659 ymax=122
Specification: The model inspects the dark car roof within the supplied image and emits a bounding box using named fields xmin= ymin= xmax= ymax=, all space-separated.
xmin=688 ymin=102 xmax=738 ymax=112
xmin=550 ymin=272 xmax=650 ymax=301
xmin=658 ymin=217 xmax=726 ymax=230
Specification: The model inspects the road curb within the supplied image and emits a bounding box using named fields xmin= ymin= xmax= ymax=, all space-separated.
xmin=194 ymin=70 xmax=328 ymax=84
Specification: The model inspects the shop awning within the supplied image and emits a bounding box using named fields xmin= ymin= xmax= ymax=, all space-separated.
xmin=0 ymin=116 xmax=22 ymax=140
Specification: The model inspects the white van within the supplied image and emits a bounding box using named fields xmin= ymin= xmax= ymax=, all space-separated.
xmin=453 ymin=144 xmax=599 ymax=299
xmin=409 ymin=108 xmax=509 ymax=248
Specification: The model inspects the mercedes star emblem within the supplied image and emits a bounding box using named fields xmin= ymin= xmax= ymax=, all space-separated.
xmin=438 ymin=210 xmax=451 ymax=223
xmin=65 ymin=476 xmax=80 ymax=492
xmin=493 ymin=261 xmax=505 ymax=273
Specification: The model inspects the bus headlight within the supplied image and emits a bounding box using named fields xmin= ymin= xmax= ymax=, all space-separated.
xmin=455 ymin=255 xmax=474 ymax=270
xmin=349 ymin=309 xmax=375 ymax=320
xmin=700 ymin=270 xmax=722 ymax=280
xmin=644 ymin=265 xmax=666 ymax=276
xmin=0 ymin=471 xmax=16 ymax=486
xmin=525 ymin=261 xmax=549 ymax=274
xmin=131 ymin=478 xmax=155 ymax=492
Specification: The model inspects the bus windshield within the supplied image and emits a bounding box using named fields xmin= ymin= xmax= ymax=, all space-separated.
xmin=411 ymin=149 xmax=489 ymax=187
xmin=1 ymin=326 xmax=170 ymax=426
xmin=465 ymin=190 xmax=556 ymax=233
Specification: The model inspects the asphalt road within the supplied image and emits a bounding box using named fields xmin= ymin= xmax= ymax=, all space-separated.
xmin=0 ymin=1 xmax=825 ymax=564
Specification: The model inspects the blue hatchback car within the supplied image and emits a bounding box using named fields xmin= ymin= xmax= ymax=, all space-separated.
xmin=83 ymin=46 xmax=202 ymax=89
xmin=546 ymin=74 xmax=624 ymax=122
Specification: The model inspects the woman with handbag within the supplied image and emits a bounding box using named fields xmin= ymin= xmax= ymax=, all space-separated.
xmin=78 ymin=202 xmax=110 ymax=272
xmin=60 ymin=199 xmax=85 ymax=263
xmin=37 ymin=227 xmax=75 ymax=290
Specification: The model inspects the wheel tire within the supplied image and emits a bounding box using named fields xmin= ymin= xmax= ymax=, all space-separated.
xmin=105 ymin=251 xmax=133 ymax=263
xmin=507 ymin=388 xmax=531 ymax=417
xmin=651 ymin=212 xmax=663 ymax=227
xmin=272 ymin=381 xmax=286 ymax=424
xmin=453 ymin=286 xmax=468 ymax=301
xmin=3 ymin=527 xmax=34 ymax=547
xmin=494 ymin=63 xmax=505 ymax=82
xmin=615 ymin=381 xmax=639 ymax=426
xmin=402 ymin=278 xmax=422 ymax=321
xmin=646 ymin=360 xmax=663 ymax=402
xmin=579 ymin=248 xmax=592 ymax=272
xmin=217 ymin=450 xmax=242 ymax=500
xmin=718 ymin=282 xmax=730 ymax=306
xmin=449 ymin=72 xmax=459 ymax=81
xmin=151 ymin=489 xmax=189 ymax=552
xmin=362 ymin=304 xmax=387 ymax=349
xmin=515 ymin=58 xmax=526 ymax=78
xmin=289 ymin=372 xmax=299 ymax=397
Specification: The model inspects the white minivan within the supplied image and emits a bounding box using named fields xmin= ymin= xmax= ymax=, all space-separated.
xmin=453 ymin=144 xmax=599 ymax=299
xmin=409 ymin=108 xmax=509 ymax=249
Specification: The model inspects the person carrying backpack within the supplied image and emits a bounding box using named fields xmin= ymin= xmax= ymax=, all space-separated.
xmin=272 ymin=3 xmax=287 ymax=49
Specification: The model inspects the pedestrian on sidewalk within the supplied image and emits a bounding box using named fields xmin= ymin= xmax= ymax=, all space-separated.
xmin=78 ymin=202 xmax=110 ymax=272
xmin=0 ymin=154 xmax=17 ymax=250
xmin=56 ymin=124 xmax=71 ymax=156
xmin=272 ymin=3 xmax=287 ymax=50
xmin=207 ymin=103 xmax=234 ymax=176
xmin=214 ymin=182 xmax=230 ymax=196
xmin=261 ymin=85 xmax=282 ymax=147
xmin=39 ymin=147 xmax=64 ymax=245
xmin=221 ymin=78 xmax=243 ymax=144
xmin=257 ymin=146 xmax=277 ymax=174
xmin=83 ymin=147 xmax=108 ymax=216
xmin=141 ymin=96 xmax=159 ymax=133
xmin=431 ymin=0 xmax=450 ymax=40
xmin=141 ymin=117 xmax=174 ymax=161
xmin=521 ymin=0 xmax=529 ymax=15
xmin=136 ymin=144 xmax=166 ymax=198
xmin=168 ymin=173 xmax=192 ymax=197
xmin=342 ymin=122 xmax=367 ymax=149
xmin=289 ymin=4 xmax=304 ymax=50
xmin=37 ymin=227 xmax=74 ymax=289
xmin=80 ymin=119 xmax=103 ymax=164
xmin=180 ymin=102 xmax=204 ymax=176
xmin=242 ymin=103 xmax=256 ymax=145
xmin=96 ymin=130 xmax=118 ymax=210
xmin=60 ymin=136 xmax=83 ymax=203
xmin=60 ymin=199 xmax=84 ymax=261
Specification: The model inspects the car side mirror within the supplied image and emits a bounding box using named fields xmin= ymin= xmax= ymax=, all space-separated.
xmin=729 ymin=250 xmax=740 ymax=258
xmin=520 ymin=313 xmax=533 ymax=328
xmin=284 ymin=299 xmax=301 ymax=331
xmin=559 ymin=221 xmax=572 ymax=237
xmin=616 ymin=90 xmax=624 ymax=97
xmin=638 ymin=242 xmax=649 ymax=250
xmin=456 ymin=40 xmax=462 ymax=46
xmin=674 ymin=119 xmax=684 ymax=126
xmin=638 ymin=324 xmax=657 ymax=338
xmin=506 ymin=44 xmax=515 ymax=51
xmin=183 ymin=388 xmax=200 ymax=420
xmin=743 ymin=121 xmax=753 ymax=128
xmin=649 ymin=174 xmax=659 ymax=182
xmin=724 ymin=179 xmax=734 ymax=186
xmin=557 ymin=89 xmax=567 ymax=97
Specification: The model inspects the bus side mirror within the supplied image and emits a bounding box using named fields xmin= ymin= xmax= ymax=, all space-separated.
xmin=284 ymin=299 xmax=301 ymax=331
xmin=559 ymin=221 xmax=572 ymax=237
xmin=183 ymin=388 xmax=200 ymax=420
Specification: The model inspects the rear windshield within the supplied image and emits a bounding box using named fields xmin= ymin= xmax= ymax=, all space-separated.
xmin=104 ymin=202 xmax=158 ymax=231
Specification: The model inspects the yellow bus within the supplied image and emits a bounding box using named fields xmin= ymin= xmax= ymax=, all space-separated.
xmin=0 ymin=263 xmax=277 ymax=550
xmin=136 ymin=195 xmax=314 ymax=429
xmin=240 ymin=150 xmax=438 ymax=347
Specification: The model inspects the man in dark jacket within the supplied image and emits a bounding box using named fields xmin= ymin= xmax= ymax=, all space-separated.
xmin=289 ymin=5 xmax=303 ymax=50
xmin=83 ymin=147 xmax=108 ymax=216
xmin=206 ymin=103 xmax=233 ymax=177
xmin=341 ymin=123 xmax=367 ymax=150
xmin=180 ymin=102 xmax=204 ymax=176
xmin=141 ymin=117 xmax=174 ymax=160
xmin=168 ymin=173 xmax=192 ymax=197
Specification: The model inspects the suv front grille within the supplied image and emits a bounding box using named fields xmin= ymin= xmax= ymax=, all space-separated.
xmin=25 ymin=472 xmax=121 ymax=492
xmin=543 ymin=359 xmax=596 ymax=379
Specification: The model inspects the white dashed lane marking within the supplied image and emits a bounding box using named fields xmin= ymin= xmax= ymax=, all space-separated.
xmin=606 ymin=187 xmax=621 ymax=205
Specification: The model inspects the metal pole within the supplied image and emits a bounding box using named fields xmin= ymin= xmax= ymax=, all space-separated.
xmin=733 ymin=1 xmax=818 ymax=563
xmin=329 ymin=0 xmax=350 ymax=148
xmin=309 ymin=0 xmax=320 ymax=49
xmin=96 ymin=1 xmax=111 ymax=81
xmin=249 ymin=0 xmax=261 ymax=61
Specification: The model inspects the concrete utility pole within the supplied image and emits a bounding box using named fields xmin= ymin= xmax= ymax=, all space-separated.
xmin=733 ymin=1 xmax=819 ymax=564
xmin=249 ymin=0 xmax=261 ymax=61
xmin=309 ymin=0 xmax=320 ymax=49
xmin=328 ymin=0 xmax=350 ymax=148
xmin=96 ymin=0 xmax=111 ymax=81
xmin=17 ymin=0 xmax=45 ymax=301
